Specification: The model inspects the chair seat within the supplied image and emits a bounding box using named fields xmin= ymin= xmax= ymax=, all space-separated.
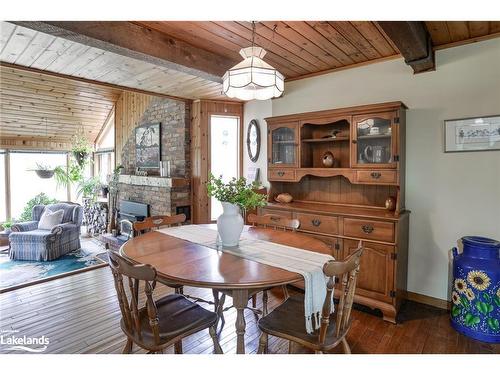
xmin=258 ymin=294 xmax=345 ymax=351
xmin=123 ymin=294 xmax=218 ymax=347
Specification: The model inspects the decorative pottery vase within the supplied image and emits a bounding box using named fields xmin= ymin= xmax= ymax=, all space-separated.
xmin=217 ymin=202 xmax=244 ymax=248
xmin=275 ymin=193 xmax=293 ymax=204
xmin=322 ymin=151 xmax=335 ymax=168
xmin=450 ymin=236 xmax=500 ymax=343
xmin=385 ymin=196 xmax=396 ymax=211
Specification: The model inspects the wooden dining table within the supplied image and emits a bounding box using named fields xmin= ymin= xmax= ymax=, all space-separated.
xmin=120 ymin=224 xmax=331 ymax=354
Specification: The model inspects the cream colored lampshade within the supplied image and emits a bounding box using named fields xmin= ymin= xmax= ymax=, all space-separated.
xmin=222 ymin=46 xmax=284 ymax=101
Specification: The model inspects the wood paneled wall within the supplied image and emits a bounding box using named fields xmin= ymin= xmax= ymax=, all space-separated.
xmin=190 ymin=100 xmax=243 ymax=223
xmin=114 ymin=91 xmax=154 ymax=166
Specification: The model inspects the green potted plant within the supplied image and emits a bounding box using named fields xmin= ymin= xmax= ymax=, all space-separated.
xmin=77 ymin=177 xmax=102 ymax=202
xmin=30 ymin=163 xmax=55 ymax=179
xmin=207 ymin=173 xmax=267 ymax=247
xmin=71 ymin=131 xmax=93 ymax=168
xmin=53 ymin=159 xmax=85 ymax=190
xmin=1 ymin=219 xmax=15 ymax=234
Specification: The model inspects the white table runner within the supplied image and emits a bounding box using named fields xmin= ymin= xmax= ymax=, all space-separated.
xmin=158 ymin=225 xmax=334 ymax=333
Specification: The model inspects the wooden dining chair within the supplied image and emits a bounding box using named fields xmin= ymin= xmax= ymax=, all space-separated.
xmin=214 ymin=213 xmax=301 ymax=332
xmin=257 ymin=243 xmax=363 ymax=354
xmin=133 ymin=214 xmax=186 ymax=295
xmin=108 ymin=250 xmax=223 ymax=354
xmin=133 ymin=214 xmax=186 ymax=235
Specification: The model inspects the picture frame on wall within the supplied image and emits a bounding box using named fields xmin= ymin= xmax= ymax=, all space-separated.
xmin=135 ymin=122 xmax=161 ymax=168
xmin=444 ymin=115 xmax=500 ymax=153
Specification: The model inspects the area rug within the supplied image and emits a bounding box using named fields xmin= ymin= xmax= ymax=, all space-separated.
xmin=0 ymin=238 xmax=108 ymax=292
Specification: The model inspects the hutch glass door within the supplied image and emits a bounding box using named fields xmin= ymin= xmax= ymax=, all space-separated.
xmin=353 ymin=114 xmax=396 ymax=167
xmin=270 ymin=125 xmax=297 ymax=167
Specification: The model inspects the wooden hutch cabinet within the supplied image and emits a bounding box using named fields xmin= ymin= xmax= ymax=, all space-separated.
xmin=261 ymin=101 xmax=409 ymax=323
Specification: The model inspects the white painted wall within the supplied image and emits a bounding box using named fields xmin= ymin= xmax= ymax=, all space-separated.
xmin=243 ymin=38 xmax=500 ymax=300
xmin=243 ymin=99 xmax=272 ymax=187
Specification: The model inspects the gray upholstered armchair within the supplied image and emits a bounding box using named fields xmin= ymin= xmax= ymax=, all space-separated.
xmin=9 ymin=203 xmax=83 ymax=261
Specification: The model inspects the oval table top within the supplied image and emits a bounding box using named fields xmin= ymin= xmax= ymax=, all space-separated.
xmin=120 ymin=224 xmax=331 ymax=290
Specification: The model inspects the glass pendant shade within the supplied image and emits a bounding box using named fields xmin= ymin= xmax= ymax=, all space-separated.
xmin=222 ymin=47 xmax=284 ymax=101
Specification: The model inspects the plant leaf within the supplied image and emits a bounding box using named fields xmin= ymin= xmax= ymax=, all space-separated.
xmin=451 ymin=305 xmax=461 ymax=318
xmin=460 ymin=296 xmax=470 ymax=309
xmin=494 ymin=296 xmax=500 ymax=307
xmin=487 ymin=318 xmax=500 ymax=331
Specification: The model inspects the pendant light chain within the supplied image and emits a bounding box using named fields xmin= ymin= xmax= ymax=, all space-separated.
xmin=250 ymin=21 xmax=256 ymax=86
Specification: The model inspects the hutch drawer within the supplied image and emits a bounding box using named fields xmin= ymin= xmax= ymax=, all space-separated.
xmin=343 ymin=218 xmax=395 ymax=243
xmin=259 ymin=208 xmax=293 ymax=219
xmin=356 ymin=170 xmax=397 ymax=184
xmin=296 ymin=212 xmax=339 ymax=235
xmin=268 ymin=169 xmax=296 ymax=181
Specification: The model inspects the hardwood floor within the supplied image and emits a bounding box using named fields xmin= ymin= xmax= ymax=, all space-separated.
xmin=0 ymin=266 xmax=498 ymax=354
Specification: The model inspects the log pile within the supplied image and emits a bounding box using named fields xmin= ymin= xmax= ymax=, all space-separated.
xmin=83 ymin=198 xmax=108 ymax=236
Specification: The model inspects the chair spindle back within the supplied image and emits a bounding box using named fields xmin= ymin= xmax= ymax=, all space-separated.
xmin=133 ymin=214 xmax=186 ymax=236
xmin=108 ymin=250 xmax=162 ymax=345
xmin=318 ymin=242 xmax=363 ymax=344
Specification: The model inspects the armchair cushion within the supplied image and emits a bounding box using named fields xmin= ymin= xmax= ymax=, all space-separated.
xmin=38 ymin=208 xmax=64 ymax=230
xmin=11 ymin=221 xmax=38 ymax=232
xmin=10 ymin=229 xmax=54 ymax=243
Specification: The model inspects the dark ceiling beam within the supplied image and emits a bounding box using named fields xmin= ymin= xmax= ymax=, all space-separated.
xmin=11 ymin=21 xmax=234 ymax=83
xmin=376 ymin=21 xmax=435 ymax=74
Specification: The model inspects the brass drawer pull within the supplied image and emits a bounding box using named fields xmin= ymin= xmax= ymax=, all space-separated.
xmin=361 ymin=224 xmax=374 ymax=234
xmin=277 ymin=171 xmax=285 ymax=177
xmin=370 ymin=172 xmax=381 ymax=179
xmin=270 ymin=216 xmax=281 ymax=222
xmin=311 ymin=219 xmax=321 ymax=227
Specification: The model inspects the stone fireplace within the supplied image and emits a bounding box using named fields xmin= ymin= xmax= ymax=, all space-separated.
xmin=117 ymin=95 xmax=191 ymax=219
xmin=118 ymin=175 xmax=190 ymax=218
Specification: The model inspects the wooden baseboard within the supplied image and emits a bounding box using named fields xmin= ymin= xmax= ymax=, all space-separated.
xmin=405 ymin=291 xmax=450 ymax=310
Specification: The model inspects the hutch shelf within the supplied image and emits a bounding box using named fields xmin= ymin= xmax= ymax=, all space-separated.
xmin=261 ymin=101 xmax=409 ymax=323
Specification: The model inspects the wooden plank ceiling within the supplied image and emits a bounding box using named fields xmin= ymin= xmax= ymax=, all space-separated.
xmin=0 ymin=65 xmax=122 ymax=141
xmin=136 ymin=21 xmax=500 ymax=80
xmin=136 ymin=21 xmax=401 ymax=80
xmin=1 ymin=20 xmax=500 ymax=109
xmin=0 ymin=22 xmax=227 ymax=100
xmin=425 ymin=21 xmax=500 ymax=46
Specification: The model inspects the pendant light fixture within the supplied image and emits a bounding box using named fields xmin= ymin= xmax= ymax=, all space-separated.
xmin=222 ymin=22 xmax=284 ymax=101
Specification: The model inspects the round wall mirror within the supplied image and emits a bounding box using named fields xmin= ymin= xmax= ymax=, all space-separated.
xmin=246 ymin=119 xmax=261 ymax=162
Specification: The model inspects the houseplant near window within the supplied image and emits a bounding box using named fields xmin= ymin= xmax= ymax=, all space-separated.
xmin=207 ymin=173 xmax=267 ymax=247
xmin=1 ymin=219 xmax=15 ymax=235
xmin=31 ymin=163 xmax=55 ymax=179
xmin=71 ymin=131 xmax=94 ymax=168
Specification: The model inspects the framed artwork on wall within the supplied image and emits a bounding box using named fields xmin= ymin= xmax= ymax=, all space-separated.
xmin=135 ymin=123 xmax=161 ymax=168
xmin=444 ymin=115 xmax=500 ymax=152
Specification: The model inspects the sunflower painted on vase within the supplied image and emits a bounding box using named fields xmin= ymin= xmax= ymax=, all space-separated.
xmin=450 ymin=236 xmax=500 ymax=343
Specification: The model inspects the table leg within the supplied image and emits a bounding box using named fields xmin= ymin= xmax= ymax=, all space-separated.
xmin=232 ymin=289 xmax=249 ymax=354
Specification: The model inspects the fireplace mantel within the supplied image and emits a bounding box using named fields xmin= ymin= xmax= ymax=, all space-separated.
xmin=118 ymin=175 xmax=189 ymax=188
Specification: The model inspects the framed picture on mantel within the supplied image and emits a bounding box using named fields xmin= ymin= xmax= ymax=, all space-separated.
xmin=444 ymin=115 xmax=500 ymax=153
xmin=135 ymin=123 xmax=161 ymax=168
